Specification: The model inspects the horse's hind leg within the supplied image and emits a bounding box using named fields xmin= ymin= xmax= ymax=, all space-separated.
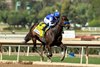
xmin=32 ymin=38 xmax=37 ymax=52
xmin=32 ymin=38 xmax=44 ymax=61
xmin=40 ymin=45 xmax=45 ymax=61
xmin=60 ymin=42 xmax=67 ymax=61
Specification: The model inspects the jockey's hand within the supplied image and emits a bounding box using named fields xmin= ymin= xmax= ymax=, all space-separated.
xmin=48 ymin=23 xmax=53 ymax=27
xmin=49 ymin=23 xmax=55 ymax=27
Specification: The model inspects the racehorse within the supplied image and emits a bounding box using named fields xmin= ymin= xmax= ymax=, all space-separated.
xmin=24 ymin=16 xmax=70 ymax=61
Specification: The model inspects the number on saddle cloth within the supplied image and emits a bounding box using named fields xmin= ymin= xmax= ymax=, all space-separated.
xmin=33 ymin=22 xmax=49 ymax=37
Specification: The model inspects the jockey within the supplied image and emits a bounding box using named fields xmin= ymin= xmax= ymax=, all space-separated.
xmin=41 ymin=11 xmax=60 ymax=42
xmin=43 ymin=11 xmax=60 ymax=31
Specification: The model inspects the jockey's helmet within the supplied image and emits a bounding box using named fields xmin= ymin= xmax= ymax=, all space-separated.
xmin=53 ymin=12 xmax=60 ymax=18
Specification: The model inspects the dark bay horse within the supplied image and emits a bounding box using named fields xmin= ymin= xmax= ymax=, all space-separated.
xmin=24 ymin=16 xmax=70 ymax=61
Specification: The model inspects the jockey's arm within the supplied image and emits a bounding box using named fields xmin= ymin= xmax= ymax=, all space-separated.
xmin=49 ymin=17 xmax=58 ymax=27
xmin=49 ymin=22 xmax=55 ymax=27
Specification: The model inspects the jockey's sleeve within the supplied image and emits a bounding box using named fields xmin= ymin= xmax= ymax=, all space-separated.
xmin=49 ymin=21 xmax=55 ymax=27
xmin=49 ymin=17 xmax=53 ymax=22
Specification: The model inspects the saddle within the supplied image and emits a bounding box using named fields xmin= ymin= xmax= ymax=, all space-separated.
xmin=33 ymin=22 xmax=49 ymax=37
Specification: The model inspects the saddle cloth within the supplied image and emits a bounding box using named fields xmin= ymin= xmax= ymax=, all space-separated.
xmin=33 ymin=22 xmax=48 ymax=37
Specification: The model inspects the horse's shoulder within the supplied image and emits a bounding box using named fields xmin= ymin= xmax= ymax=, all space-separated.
xmin=46 ymin=27 xmax=55 ymax=35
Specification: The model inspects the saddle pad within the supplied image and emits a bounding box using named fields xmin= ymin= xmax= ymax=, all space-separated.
xmin=33 ymin=22 xmax=46 ymax=37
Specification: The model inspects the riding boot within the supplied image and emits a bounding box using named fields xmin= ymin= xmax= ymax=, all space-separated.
xmin=42 ymin=24 xmax=49 ymax=43
xmin=42 ymin=23 xmax=49 ymax=37
xmin=42 ymin=23 xmax=49 ymax=32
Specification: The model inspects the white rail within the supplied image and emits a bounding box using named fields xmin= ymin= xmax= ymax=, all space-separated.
xmin=0 ymin=39 xmax=100 ymax=64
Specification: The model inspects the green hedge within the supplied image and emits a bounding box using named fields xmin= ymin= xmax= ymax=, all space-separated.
xmin=0 ymin=10 xmax=35 ymax=28
xmin=89 ymin=19 xmax=100 ymax=27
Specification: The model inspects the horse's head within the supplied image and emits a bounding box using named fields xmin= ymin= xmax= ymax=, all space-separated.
xmin=61 ymin=16 xmax=70 ymax=29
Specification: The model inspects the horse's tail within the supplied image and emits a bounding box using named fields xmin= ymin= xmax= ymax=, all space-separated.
xmin=24 ymin=22 xmax=39 ymax=43
xmin=30 ymin=22 xmax=39 ymax=30
xmin=24 ymin=32 xmax=32 ymax=43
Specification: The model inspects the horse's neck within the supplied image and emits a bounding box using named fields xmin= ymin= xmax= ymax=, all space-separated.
xmin=53 ymin=21 xmax=63 ymax=34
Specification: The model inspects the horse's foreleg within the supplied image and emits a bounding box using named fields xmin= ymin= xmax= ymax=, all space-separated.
xmin=32 ymin=38 xmax=44 ymax=61
xmin=45 ymin=45 xmax=52 ymax=62
xmin=60 ymin=43 xmax=67 ymax=61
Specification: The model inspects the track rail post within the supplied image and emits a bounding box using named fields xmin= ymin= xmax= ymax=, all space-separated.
xmin=80 ymin=46 xmax=84 ymax=64
xmin=17 ymin=45 xmax=20 ymax=62
xmin=26 ymin=45 xmax=30 ymax=56
xmin=9 ymin=46 xmax=11 ymax=56
xmin=0 ymin=45 xmax=2 ymax=61
xmin=86 ymin=46 xmax=89 ymax=64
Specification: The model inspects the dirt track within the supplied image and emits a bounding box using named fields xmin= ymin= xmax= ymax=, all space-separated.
xmin=0 ymin=62 xmax=100 ymax=67
xmin=0 ymin=63 xmax=72 ymax=67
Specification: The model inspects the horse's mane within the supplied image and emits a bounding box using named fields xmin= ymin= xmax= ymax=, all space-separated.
xmin=48 ymin=16 xmax=64 ymax=35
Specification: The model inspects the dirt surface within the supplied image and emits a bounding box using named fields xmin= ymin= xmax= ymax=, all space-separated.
xmin=0 ymin=63 xmax=73 ymax=67
xmin=0 ymin=62 xmax=100 ymax=67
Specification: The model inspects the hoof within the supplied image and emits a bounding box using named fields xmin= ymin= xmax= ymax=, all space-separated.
xmin=47 ymin=52 xmax=52 ymax=58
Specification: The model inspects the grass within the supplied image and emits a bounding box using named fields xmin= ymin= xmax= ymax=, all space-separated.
xmin=1 ymin=55 xmax=100 ymax=64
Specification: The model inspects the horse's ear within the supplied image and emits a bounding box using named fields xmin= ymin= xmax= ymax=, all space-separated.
xmin=62 ymin=16 xmax=69 ymax=21
xmin=61 ymin=16 xmax=65 ymax=20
